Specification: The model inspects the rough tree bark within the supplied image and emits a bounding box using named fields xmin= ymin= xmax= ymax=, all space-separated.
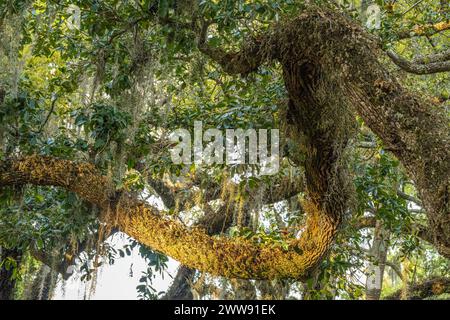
xmin=0 ymin=154 xmax=347 ymax=280
xmin=162 ymin=203 xmax=234 ymax=299
xmin=199 ymin=6 xmax=449 ymax=258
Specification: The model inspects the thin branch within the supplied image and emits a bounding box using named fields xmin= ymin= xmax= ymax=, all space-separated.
xmin=0 ymin=155 xmax=342 ymax=280
xmin=106 ymin=17 xmax=147 ymax=46
xmin=397 ymin=189 xmax=422 ymax=206
xmin=354 ymin=216 xmax=377 ymax=229
xmin=396 ymin=21 xmax=450 ymax=39
xmin=402 ymin=0 xmax=425 ymax=15
xmin=29 ymin=247 xmax=73 ymax=280
xmin=33 ymin=97 xmax=58 ymax=134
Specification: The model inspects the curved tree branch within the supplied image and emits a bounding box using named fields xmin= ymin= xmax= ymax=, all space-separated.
xmin=0 ymin=156 xmax=114 ymax=207
xmin=197 ymin=19 xmax=268 ymax=76
xmin=387 ymin=49 xmax=450 ymax=74
xmin=0 ymin=155 xmax=342 ymax=280
xmin=198 ymin=7 xmax=449 ymax=258
xmin=1 ymin=7 xmax=448 ymax=283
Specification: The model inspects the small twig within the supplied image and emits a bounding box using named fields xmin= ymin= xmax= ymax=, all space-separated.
xmin=35 ymin=96 xmax=58 ymax=134
xmin=402 ymin=0 xmax=425 ymax=15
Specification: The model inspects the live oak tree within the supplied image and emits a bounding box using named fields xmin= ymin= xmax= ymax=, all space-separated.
xmin=0 ymin=0 xmax=448 ymax=300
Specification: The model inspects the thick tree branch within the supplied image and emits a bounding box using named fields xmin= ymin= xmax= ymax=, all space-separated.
xmin=198 ymin=40 xmax=266 ymax=76
xmin=0 ymin=156 xmax=114 ymax=207
xmin=412 ymin=49 xmax=450 ymax=64
xmin=354 ymin=216 xmax=377 ymax=229
xmin=0 ymin=155 xmax=341 ymax=280
xmin=197 ymin=19 xmax=270 ymax=76
xmin=384 ymin=277 xmax=450 ymax=300
xmin=387 ymin=49 xmax=450 ymax=74
xmin=198 ymin=7 xmax=449 ymax=258
xmin=148 ymin=173 xmax=304 ymax=213
xmin=160 ymin=176 xmax=303 ymax=298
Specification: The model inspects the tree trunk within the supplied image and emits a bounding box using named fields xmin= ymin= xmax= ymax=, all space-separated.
xmin=365 ymin=221 xmax=390 ymax=300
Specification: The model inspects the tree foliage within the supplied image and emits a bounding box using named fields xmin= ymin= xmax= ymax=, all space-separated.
xmin=0 ymin=0 xmax=448 ymax=300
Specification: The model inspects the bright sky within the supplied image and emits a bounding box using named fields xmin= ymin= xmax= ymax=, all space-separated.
xmin=53 ymin=233 xmax=180 ymax=300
